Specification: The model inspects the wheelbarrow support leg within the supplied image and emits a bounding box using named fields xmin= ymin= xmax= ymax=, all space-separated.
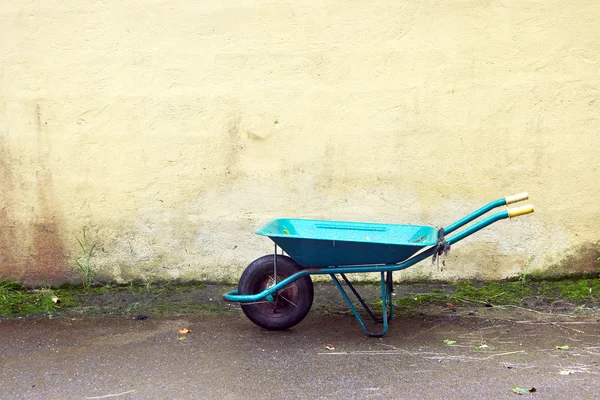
xmin=386 ymin=271 xmax=393 ymax=321
xmin=338 ymin=273 xmax=391 ymax=323
xmin=330 ymin=272 xmax=392 ymax=337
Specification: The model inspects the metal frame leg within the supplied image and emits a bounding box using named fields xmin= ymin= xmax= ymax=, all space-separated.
xmin=330 ymin=272 xmax=393 ymax=337
xmin=386 ymin=271 xmax=394 ymax=321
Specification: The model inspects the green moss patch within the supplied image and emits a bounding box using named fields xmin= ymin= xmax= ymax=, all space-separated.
xmin=391 ymin=278 xmax=600 ymax=311
xmin=1 ymin=276 xmax=600 ymax=318
xmin=0 ymin=281 xmax=77 ymax=316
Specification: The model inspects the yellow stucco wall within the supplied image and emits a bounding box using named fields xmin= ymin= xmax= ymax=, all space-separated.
xmin=1 ymin=1 xmax=599 ymax=285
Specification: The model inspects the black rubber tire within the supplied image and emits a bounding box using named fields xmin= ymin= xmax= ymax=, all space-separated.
xmin=239 ymin=255 xmax=313 ymax=330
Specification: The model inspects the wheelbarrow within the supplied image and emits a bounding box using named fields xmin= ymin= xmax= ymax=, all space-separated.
xmin=224 ymin=193 xmax=534 ymax=336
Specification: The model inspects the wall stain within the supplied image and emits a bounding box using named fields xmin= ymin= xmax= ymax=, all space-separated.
xmin=27 ymin=103 xmax=68 ymax=285
xmin=316 ymin=142 xmax=335 ymax=191
xmin=0 ymin=134 xmax=18 ymax=280
xmin=223 ymin=116 xmax=244 ymax=178
xmin=540 ymin=241 xmax=600 ymax=277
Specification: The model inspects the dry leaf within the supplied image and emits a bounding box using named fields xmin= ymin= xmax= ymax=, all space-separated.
xmin=178 ymin=328 xmax=192 ymax=335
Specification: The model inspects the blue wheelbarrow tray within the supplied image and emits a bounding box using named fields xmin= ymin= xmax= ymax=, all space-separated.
xmin=258 ymin=219 xmax=438 ymax=267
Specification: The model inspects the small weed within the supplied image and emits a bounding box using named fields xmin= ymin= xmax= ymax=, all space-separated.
xmin=123 ymin=302 xmax=140 ymax=313
xmin=75 ymin=229 xmax=97 ymax=289
xmin=518 ymin=256 xmax=535 ymax=286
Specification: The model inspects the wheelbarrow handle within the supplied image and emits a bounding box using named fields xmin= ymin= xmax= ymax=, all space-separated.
xmin=444 ymin=192 xmax=531 ymax=235
xmin=508 ymin=204 xmax=535 ymax=218
xmin=505 ymin=192 xmax=529 ymax=205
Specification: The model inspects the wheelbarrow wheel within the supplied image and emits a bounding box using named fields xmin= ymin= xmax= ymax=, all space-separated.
xmin=238 ymin=254 xmax=313 ymax=331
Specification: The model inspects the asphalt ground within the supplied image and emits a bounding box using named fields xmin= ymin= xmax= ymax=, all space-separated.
xmin=1 ymin=284 xmax=599 ymax=400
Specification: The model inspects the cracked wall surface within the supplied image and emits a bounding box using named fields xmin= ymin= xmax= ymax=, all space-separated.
xmin=1 ymin=1 xmax=599 ymax=284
